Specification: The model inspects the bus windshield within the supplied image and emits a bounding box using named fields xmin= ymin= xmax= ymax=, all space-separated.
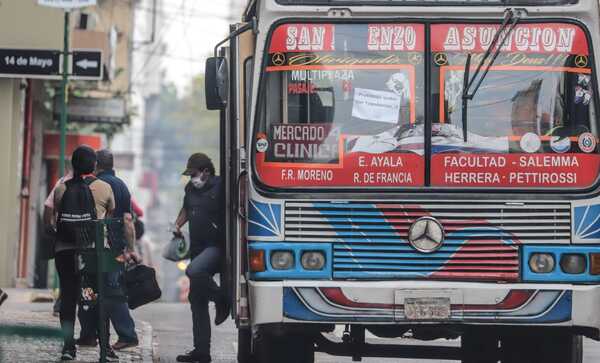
xmin=276 ymin=0 xmax=577 ymax=5
xmin=254 ymin=22 xmax=600 ymax=190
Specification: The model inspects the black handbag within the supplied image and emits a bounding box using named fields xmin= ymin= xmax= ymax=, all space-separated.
xmin=124 ymin=264 xmax=162 ymax=309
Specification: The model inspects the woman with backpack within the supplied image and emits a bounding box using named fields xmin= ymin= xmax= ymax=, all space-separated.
xmin=52 ymin=145 xmax=117 ymax=361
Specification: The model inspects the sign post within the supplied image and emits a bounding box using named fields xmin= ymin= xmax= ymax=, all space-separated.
xmin=59 ymin=11 xmax=69 ymax=180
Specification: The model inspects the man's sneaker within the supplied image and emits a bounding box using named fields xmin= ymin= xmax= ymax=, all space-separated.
xmin=112 ymin=340 xmax=139 ymax=350
xmin=176 ymin=349 xmax=211 ymax=363
xmin=0 ymin=289 xmax=7 ymax=307
xmin=105 ymin=348 xmax=119 ymax=362
xmin=60 ymin=348 xmax=76 ymax=361
xmin=75 ymin=336 xmax=98 ymax=347
xmin=214 ymin=300 xmax=230 ymax=326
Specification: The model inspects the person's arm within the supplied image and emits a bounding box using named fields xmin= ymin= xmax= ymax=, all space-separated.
xmin=123 ymin=212 xmax=135 ymax=250
xmin=43 ymin=206 xmax=55 ymax=229
xmin=174 ymin=207 xmax=188 ymax=235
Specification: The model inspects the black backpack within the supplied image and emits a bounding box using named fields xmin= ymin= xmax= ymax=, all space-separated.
xmin=56 ymin=177 xmax=98 ymax=247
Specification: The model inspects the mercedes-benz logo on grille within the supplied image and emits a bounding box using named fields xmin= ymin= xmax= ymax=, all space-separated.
xmin=408 ymin=217 xmax=445 ymax=253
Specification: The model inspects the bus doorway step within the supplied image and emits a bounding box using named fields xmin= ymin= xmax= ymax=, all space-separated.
xmin=314 ymin=333 xmax=462 ymax=361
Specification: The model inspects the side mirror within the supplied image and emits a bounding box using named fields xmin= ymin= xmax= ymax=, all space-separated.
xmin=205 ymin=57 xmax=228 ymax=110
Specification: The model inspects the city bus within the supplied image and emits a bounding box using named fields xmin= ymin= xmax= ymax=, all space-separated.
xmin=205 ymin=0 xmax=600 ymax=362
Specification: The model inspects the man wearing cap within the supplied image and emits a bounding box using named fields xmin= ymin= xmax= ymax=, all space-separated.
xmin=173 ymin=153 xmax=229 ymax=363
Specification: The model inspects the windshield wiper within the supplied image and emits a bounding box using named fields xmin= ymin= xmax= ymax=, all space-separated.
xmin=461 ymin=8 xmax=524 ymax=142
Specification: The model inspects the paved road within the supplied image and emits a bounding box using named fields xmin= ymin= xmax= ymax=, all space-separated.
xmin=134 ymin=302 xmax=600 ymax=363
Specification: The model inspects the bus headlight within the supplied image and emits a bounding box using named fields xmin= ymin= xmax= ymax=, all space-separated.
xmin=271 ymin=251 xmax=294 ymax=270
xmin=529 ymin=253 xmax=555 ymax=273
xmin=560 ymin=254 xmax=586 ymax=274
xmin=301 ymin=251 xmax=325 ymax=270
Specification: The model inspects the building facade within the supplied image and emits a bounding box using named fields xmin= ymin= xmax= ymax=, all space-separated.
xmin=0 ymin=0 xmax=136 ymax=288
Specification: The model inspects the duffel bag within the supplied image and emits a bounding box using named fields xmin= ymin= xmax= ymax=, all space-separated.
xmin=124 ymin=264 xmax=162 ymax=309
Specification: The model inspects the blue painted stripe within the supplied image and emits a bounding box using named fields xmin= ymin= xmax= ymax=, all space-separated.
xmin=317 ymin=210 xmax=388 ymax=216
xmin=309 ymin=203 xmax=379 ymax=209
xmin=528 ymin=291 xmax=572 ymax=323
xmin=334 ymin=263 xmax=471 ymax=270
xmin=328 ymin=224 xmax=405 ymax=230
xmin=334 ymin=257 xmax=516 ymax=265
xmin=334 ymin=251 xmax=512 ymax=258
xmin=333 ymin=270 xmax=455 ymax=278
xmin=283 ymin=288 xmax=326 ymax=321
xmin=313 ymin=217 xmax=392 ymax=223
xmin=334 ymin=245 xmax=513 ymax=252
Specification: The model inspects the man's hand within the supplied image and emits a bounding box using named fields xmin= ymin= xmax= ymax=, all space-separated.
xmin=173 ymin=224 xmax=183 ymax=238
xmin=116 ymin=250 xmax=141 ymax=265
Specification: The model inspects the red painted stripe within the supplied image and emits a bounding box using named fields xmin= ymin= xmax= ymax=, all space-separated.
xmin=434 ymin=259 xmax=519 ymax=265
xmin=320 ymin=287 xmax=397 ymax=309
xmin=430 ymin=271 xmax=520 ymax=281
xmin=464 ymin=290 xmax=536 ymax=311
xmin=438 ymin=265 xmax=518 ymax=271
xmin=319 ymin=287 xmax=533 ymax=311
xmin=451 ymin=252 xmax=518 ymax=259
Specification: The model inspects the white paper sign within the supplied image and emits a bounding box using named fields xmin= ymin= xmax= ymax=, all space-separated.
xmin=38 ymin=0 xmax=96 ymax=9
xmin=352 ymin=88 xmax=401 ymax=124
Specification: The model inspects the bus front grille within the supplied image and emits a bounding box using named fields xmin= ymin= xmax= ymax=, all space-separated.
xmin=284 ymin=201 xmax=572 ymax=282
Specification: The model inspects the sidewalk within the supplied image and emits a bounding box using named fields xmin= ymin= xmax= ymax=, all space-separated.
xmin=0 ymin=288 xmax=157 ymax=362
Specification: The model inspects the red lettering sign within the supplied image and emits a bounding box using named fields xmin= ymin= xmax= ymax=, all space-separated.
xmin=367 ymin=24 xmax=425 ymax=52
xmin=256 ymin=129 xmax=425 ymax=187
xmin=270 ymin=24 xmax=335 ymax=53
xmin=431 ymin=23 xmax=588 ymax=55
xmin=256 ymin=152 xmax=424 ymax=187
xmin=288 ymin=82 xmax=316 ymax=94
xmin=432 ymin=153 xmax=600 ymax=187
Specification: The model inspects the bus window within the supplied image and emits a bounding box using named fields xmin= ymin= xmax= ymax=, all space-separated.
xmin=255 ymin=23 xmax=426 ymax=188
xmin=430 ymin=22 xmax=600 ymax=188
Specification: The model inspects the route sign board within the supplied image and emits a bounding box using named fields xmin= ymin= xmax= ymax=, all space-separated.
xmin=0 ymin=48 xmax=61 ymax=79
xmin=38 ymin=0 xmax=97 ymax=9
xmin=72 ymin=50 xmax=102 ymax=80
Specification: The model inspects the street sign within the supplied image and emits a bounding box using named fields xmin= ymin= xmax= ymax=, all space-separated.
xmin=37 ymin=0 xmax=97 ymax=9
xmin=0 ymin=49 xmax=61 ymax=79
xmin=72 ymin=50 xmax=102 ymax=80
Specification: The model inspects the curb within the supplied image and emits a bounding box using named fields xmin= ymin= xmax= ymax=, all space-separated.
xmin=139 ymin=320 xmax=159 ymax=362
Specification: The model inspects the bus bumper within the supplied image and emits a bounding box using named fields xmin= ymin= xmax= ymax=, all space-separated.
xmin=248 ymin=280 xmax=600 ymax=331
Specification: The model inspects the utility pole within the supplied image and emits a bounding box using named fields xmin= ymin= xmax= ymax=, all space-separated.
xmin=59 ymin=10 xmax=70 ymax=178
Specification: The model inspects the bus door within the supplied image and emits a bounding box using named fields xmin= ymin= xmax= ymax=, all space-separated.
xmin=226 ymin=23 xmax=255 ymax=327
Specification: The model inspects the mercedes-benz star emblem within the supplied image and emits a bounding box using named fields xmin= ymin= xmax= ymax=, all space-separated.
xmin=408 ymin=217 xmax=445 ymax=253
xmin=575 ymin=55 xmax=588 ymax=68
xmin=272 ymin=52 xmax=286 ymax=66
xmin=434 ymin=53 xmax=448 ymax=66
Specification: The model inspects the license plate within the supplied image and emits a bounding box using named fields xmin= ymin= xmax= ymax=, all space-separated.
xmin=404 ymin=297 xmax=451 ymax=320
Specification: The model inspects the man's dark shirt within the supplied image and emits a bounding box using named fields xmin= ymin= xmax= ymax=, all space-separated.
xmin=183 ymin=176 xmax=224 ymax=258
xmin=97 ymin=169 xmax=132 ymax=250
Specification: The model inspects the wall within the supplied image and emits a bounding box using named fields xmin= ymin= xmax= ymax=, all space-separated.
xmin=0 ymin=0 xmax=63 ymax=287
xmin=0 ymin=1 xmax=63 ymax=49
xmin=0 ymin=80 xmax=24 ymax=287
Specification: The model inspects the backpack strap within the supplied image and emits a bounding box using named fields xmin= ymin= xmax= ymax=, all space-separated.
xmin=84 ymin=176 xmax=98 ymax=220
